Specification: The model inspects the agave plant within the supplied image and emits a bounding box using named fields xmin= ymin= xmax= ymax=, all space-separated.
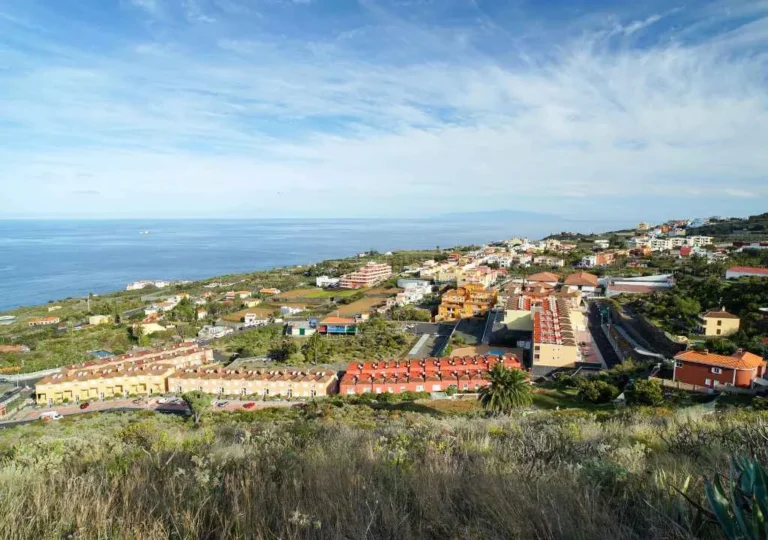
xmin=705 ymin=456 xmax=768 ymax=540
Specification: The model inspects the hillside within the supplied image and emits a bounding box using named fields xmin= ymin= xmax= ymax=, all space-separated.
xmin=688 ymin=212 xmax=768 ymax=239
xmin=0 ymin=403 xmax=765 ymax=539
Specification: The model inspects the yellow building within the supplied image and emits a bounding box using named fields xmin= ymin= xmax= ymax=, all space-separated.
xmin=698 ymin=309 xmax=740 ymax=337
xmin=88 ymin=315 xmax=111 ymax=326
xmin=37 ymin=343 xmax=214 ymax=405
xmin=436 ymin=283 xmax=497 ymax=321
xmin=36 ymin=364 xmax=175 ymax=405
xmin=167 ymin=367 xmax=338 ymax=398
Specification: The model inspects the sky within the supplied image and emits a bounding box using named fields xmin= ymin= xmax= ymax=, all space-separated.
xmin=0 ymin=0 xmax=767 ymax=221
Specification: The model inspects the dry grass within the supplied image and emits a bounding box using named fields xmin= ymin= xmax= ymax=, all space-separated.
xmin=1 ymin=405 xmax=765 ymax=539
xmin=222 ymin=307 xmax=276 ymax=322
xmin=335 ymin=297 xmax=389 ymax=317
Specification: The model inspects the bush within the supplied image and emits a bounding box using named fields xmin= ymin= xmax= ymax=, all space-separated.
xmin=751 ymin=397 xmax=768 ymax=410
xmin=578 ymin=380 xmax=620 ymax=404
xmin=625 ymin=379 xmax=663 ymax=406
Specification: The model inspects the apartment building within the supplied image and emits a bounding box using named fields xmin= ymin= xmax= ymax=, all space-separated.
xmin=168 ymin=367 xmax=337 ymax=398
xmin=435 ymin=283 xmax=498 ymax=321
xmin=698 ymin=309 xmax=740 ymax=337
xmin=36 ymin=364 xmax=175 ymax=405
xmin=339 ymin=261 xmax=393 ymax=289
xmin=532 ymin=298 xmax=580 ymax=371
xmin=579 ymin=252 xmax=616 ymax=267
xmin=673 ymin=349 xmax=766 ymax=389
xmin=339 ymin=354 xmax=522 ymax=395
xmin=457 ymin=266 xmax=498 ymax=288
xmin=35 ymin=343 xmax=215 ymax=405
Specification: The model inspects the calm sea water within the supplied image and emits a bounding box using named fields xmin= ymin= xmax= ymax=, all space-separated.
xmin=0 ymin=216 xmax=629 ymax=311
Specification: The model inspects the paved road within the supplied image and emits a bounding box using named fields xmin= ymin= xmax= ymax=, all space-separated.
xmin=587 ymin=303 xmax=621 ymax=369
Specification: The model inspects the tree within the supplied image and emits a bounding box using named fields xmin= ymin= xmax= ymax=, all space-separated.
xmin=269 ymin=339 xmax=299 ymax=362
xmin=182 ymin=391 xmax=212 ymax=426
xmin=478 ymin=365 xmax=532 ymax=414
xmin=625 ymin=379 xmax=663 ymax=406
xmin=302 ymin=332 xmax=325 ymax=364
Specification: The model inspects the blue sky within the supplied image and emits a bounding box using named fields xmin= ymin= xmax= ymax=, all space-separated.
xmin=0 ymin=0 xmax=767 ymax=221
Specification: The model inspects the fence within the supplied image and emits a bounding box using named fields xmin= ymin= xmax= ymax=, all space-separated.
xmin=0 ymin=367 xmax=62 ymax=383
xmin=651 ymin=377 xmax=763 ymax=396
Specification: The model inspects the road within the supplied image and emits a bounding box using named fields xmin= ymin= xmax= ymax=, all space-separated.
xmin=0 ymin=397 xmax=302 ymax=429
xmin=587 ymin=303 xmax=622 ymax=369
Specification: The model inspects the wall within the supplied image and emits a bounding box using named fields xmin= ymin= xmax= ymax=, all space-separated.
xmin=702 ymin=318 xmax=740 ymax=337
xmin=673 ymin=361 xmax=737 ymax=388
xmin=502 ymin=310 xmax=533 ymax=331
xmin=533 ymin=343 xmax=579 ymax=368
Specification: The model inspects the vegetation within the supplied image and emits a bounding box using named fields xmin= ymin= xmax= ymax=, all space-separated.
xmin=478 ymin=365 xmax=533 ymax=414
xmin=625 ymin=379 xmax=664 ymax=406
xmin=389 ymin=305 xmax=431 ymax=321
xmin=219 ymin=318 xmax=411 ymax=364
xmin=1 ymin=405 xmax=768 ymax=538
xmin=182 ymin=391 xmax=212 ymax=426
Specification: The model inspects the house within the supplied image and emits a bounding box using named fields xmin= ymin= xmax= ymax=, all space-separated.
xmin=636 ymin=222 xmax=650 ymax=231
xmin=579 ymin=252 xmax=615 ymax=267
xmin=280 ymin=305 xmax=304 ymax=316
xmin=316 ymin=276 xmax=340 ymax=288
xmin=286 ymin=321 xmax=316 ymax=337
xmin=196 ymin=308 xmax=207 ymax=320
xmin=243 ymin=299 xmax=261 ymax=308
xmin=673 ymin=349 xmax=767 ymax=389
xmin=339 ymin=262 xmax=393 ymax=289
xmin=28 ymin=316 xmax=61 ymax=327
xmin=563 ymin=271 xmax=599 ymax=293
xmin=197 ymin=325 xmax=234 ymax=339
xmin=47 ymin=305 xmax=62 ymax=312
xmin=244 ymin=313 xmax=269 ymax=327
xmin=259 ymin=288 xmax=281 ymax=295
xmin=339 ymin=354 xmax=523 ymax=395
xmin=698 ymin=309 xmax=740 ymax=337
xmin=88 ymin=315 xmax=111 ymax=326
xmin=317 ymin=316 xmax=358 ymax=335
xmin=726 ymin=266 xmax=768 ymax=280
xmin=526 ymin=272 xmax=561 ymax=287
xmin=593 ymin=239 xmax=610 ymax=250
xmin=435 ymin=284 xmax=498 ymax=321
xmin=235 ymin=291 xmax=252 ymax=300
xmin=686 ymin=236 xmax=714 ymax=247
xmin=533 ymin=256 xmax=565 ymax=268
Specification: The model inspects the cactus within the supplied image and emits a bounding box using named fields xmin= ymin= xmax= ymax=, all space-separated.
xmin=705 ymin=456 xmax=768 ymax=540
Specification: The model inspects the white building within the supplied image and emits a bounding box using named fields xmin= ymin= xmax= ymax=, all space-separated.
xmin=593 ymin=239 xmax=610 ymax=250
xmin=316 ymin=276 xmax=340 ymax=288
xmin=244 ymin=313 xmax=269 ymax=327
xmin=197 ymin=325 xmax=233 ymax=339
xmin=686 ymin=235 xmax=714 ymax=248
xmin=280 ymin=306 xmax=305 ymax=316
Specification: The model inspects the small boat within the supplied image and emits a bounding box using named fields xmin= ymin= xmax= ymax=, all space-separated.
xmin=139 ymin=230 xmax=150 ymax=235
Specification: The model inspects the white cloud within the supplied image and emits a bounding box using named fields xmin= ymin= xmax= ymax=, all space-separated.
xmin=0 ymin=0 xmax=767 ymax=219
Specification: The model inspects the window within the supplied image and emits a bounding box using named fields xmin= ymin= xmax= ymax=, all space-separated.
xmin=711 ymin=367 xmax=722 ymax=374
xmin=263 ymin=388 xmax=269 ymax=396
xmin=716 ymin=329 xmax=721 ymax=335
xmin=675 ymin=360 xmax=683 ymax=368
xmin=346 ymin=388 xmax=355 ymax=395
xmin=717 ymin=320 xmax=722 ymax=326
xmin=431 ymin=384 xmax=441 ymax=391
xmin=240 ymin=388 xmax=247 ymax=396
xmin=705 ymin=378 xmax=712 ymax=386
xmin=287 ymin=388 xmax=292 ymax=397
xmin=310 ymin=389 xmax=316 ymax=397
xmin=219 ymin=387 xmax=225 ymax=395
xmin=198 ymin=386 xmax=203 ymax=392
xmin=416 ymin=385 xmax=424 ymax=392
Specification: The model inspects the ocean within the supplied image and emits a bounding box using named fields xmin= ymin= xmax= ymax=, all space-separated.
xmin=0 ymin=216 xmax=630 ymax=311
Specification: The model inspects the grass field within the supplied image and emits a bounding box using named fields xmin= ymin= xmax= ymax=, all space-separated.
xmin=335 ymin=297 xmax=389 ymax=316
xmin=363 ymin=287 xmax=403 ymax=297
xmin=273 ymin=288 xmax=363 ymax=300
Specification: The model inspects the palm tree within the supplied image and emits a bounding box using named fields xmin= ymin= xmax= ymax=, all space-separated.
xmin=478 ymin=364 xmax=532 ymax=414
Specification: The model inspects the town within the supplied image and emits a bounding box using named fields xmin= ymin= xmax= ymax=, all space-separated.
xmin=1 ymin=212 xmax=767 ymax=420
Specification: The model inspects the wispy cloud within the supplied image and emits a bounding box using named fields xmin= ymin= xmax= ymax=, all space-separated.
xmin=0 ymin=0 xmax=767 ymax=219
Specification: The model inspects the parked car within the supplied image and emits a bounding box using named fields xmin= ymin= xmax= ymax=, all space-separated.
xmin=132 ymin=398 xmax=144 ymax=405
xmin=217 ymin=401 xmax=228 ymax=408
xmin=156 ymin=397 xmax=169 ymax=404
xmin=79 ymin=402 xmax=90 ymax=410
xmin=40 ymin=411 xmax=63 ymax=421
xmin=243 ymin=402 xmax=256 ymax=409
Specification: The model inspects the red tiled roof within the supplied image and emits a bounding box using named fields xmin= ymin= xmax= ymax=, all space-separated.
xmin=321 ymin=316 xmax=357 ymax=324
xmin=700 ymin=309 xmax=739 ymax=320
xmin=675 ymin=349 xmax=766 ymax=370
xmin=728 ymin=266 xmax=768 ymax=275
xmin=528 ymin=272 xmax=561 ymax=282
xmin=564 ymin=271 xmax=599 ymax=287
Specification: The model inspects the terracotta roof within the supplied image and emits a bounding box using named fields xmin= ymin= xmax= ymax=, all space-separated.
xmin=700 ymin=309 xmax=739 ymax=320
xmin=321 ymin=316 xmax=357 ymax=324
xmin=564 ymin=271 xmax=599 ymax=287
xmin=528 ymin=272 xmax=561 ymax=282
xmin=728 ymin=266 xmax=768 ymax=275
xmin=674 ymin=349 xmax=766 ymax=370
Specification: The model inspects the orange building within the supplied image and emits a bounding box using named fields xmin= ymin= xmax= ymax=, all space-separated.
xmin=673 ymin=349 xmax=766 ymax=389
xmin=436 ymin=283 xmax=497 ymax=321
